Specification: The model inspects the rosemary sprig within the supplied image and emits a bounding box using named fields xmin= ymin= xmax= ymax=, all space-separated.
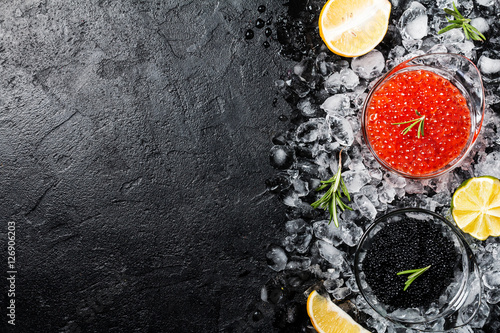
xmin=392 ymin=110 xmax=425 ymax=138
xmin=311 ymin=151 xmax=352 ymax=227
xmin=397 ymin=265 xmax=431 ymax=291
xmin=438 ymin=1 xmax=486 ymax=41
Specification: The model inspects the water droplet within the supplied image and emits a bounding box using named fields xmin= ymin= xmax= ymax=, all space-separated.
xmin=245 ymin=29 xmax=254 ymax=40
xmin=256 ymin=18 xmax=265 ymax=29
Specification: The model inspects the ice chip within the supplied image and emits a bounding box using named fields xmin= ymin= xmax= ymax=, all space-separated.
xmin=270 ymin=145 xmax=294 ymax=169
xmin=476 ymin=0 xmax=494 ymax=5
xmin=343 ymin=169 xmax=372 ymax=193
xmin=326 ymin=115 xmax=354 ymax=146
xmin=313 ymin=220 xmax=343 ymax=246
xmin=297 ymin=98 xmax=317 ymax=117
xmin=324 ymin=278 xmax=343 ymax=293
xmin=295 ymin=118 xmax=326 ymax=143
xmin=292 ymin=178 xmax=309 ymax=197
xmin=398 ymin=2 xmax=428 ymax=40
xmin=354 ymin=194 xmax=377 ymax=220
xmin=383 ymin=172 xmax=407 ymax=188
xmin=379 ymin=181 xmax=397 ymax=203
xmin=470 ymin=17 xmax=489 ymax=34
xmin=285 ymin=219 xmax=307 ymax=234
xmin=316 ymin=240 xmax=347 ymax=269
xmin=340 ymin=219 xmax=364 ymax=247
xmin=320 ymin=94 xmax=350 ymax=115
xmin=351 ymin=50 xmax=385 ymax=80
xmin=340 ymin=68 xmax=360 ymax=90
xmin=482 ymin=271 xmax=500 ymax=290
xmin=331 ymin=286 xmax=351 ymax=300
xmin=478 ymin=56 xmax=500 ymax=75
xmin=267 ymin=245 xmax=288 ymax=271
xmin=345 ymin=275 xmax=359 ymax=293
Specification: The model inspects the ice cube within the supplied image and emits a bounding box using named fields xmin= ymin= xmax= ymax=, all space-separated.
xmin=343 ymin=169 xmax=372 ymax=193
xmin=383 ymin=172 xmax=407 ymax=188
xmin=354 ymin=194 xmax=377 ymax=220
xmin=340 ymin=220 xmax=364 ymax=247
xmin=324 ymin=278 xmax=343 ymax=293
xmin=398 ymin=2 xmax=428 ymax=40
xmin=287 ymin=74 xmax=310 ymax=98
xmin=351 ymin=50 xmax=386 ymax=80
xmin=283 ymin=233 xmax=313 ymax=253
xmin=295 ymin=118 xmax=326 ymax=143
xmin=285 ymin=256 xmax=311 ymax=270
xmin=292 ymin=178 xmax=309 ymax=197
xmin=270 ymin=145 xmax=294 ymax=169
xmin=326 ymin=115 xmax=354 ymax=146
xmin=483 ymin=271 xmax=500 ymax=291
xmin=476 ymin=0 xmax=494 ymax=5
xmin=345 ymin=275 xmax=359 ymax=293
xmin=316 ymin=240 xmax=348 ymax=269
xmin=297 ymin=98 xmax=318 ymax=117
xmin=379 ymin=181 xmax=397 ymax=204
xmin=478 ymin=56 xmax=500 ymax=75
xmin=267 ymin=245 xmax=288 ymax=271
xmin=470 ymin=17 xmax=489 ymax=34
xmin=331 ymin=286 xmax=351 ymax=300
xmin=285 ymin=219 xmax=308 ymax=234
xmin=320 ymin=94 xmax=350 ymax=115
xmin=313 ymin=220 xmax=343 ymax=246
xmin=340 ymin=68 xmax=360 ymax=90
xmin=360 ymin=185 xmax=380 ymax=207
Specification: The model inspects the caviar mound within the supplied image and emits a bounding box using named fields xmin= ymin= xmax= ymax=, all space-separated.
xmin=365 ymin=69 xmax=471 ymax=176
xmin=362 ymin=217 xmax=459 ymax=309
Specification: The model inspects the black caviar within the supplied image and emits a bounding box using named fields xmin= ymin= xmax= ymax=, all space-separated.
xmin=258 ymin=5 xmax=266 ymax=13
xmin=362 ymin=217 xmax=459 ymax=309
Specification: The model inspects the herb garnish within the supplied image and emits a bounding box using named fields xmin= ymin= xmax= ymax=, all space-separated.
xmin=397 ymin=265 xmax=431 ymax=291
xmin=311 ymin=151 xmax=352 ymax=227
xmin=392 ymin=110 xmax=425 ymax=138
xmin=438 ymin=1 xmax=486 ymax=41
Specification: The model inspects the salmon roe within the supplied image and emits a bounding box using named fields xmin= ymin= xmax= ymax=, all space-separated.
xmin=366 ymin=70 xmax=471 ymax=176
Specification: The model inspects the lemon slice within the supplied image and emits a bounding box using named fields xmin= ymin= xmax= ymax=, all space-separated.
xmin=319 ymin=0 xmax=391 ymax=57
xmin=307 ymin=290 xmax=371 ymax=333
xmin=451 ymin=176 xmax=500 ymax=240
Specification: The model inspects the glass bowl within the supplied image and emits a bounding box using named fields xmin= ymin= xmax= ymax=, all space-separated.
xmin=354 ymin=208 xmax=481 ymax=331
xmin=361 ymin=53 xmax=485 ymax=179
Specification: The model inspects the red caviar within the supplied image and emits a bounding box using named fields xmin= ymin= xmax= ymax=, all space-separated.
xmin=366 ymin=69 xmax=471 ymax=176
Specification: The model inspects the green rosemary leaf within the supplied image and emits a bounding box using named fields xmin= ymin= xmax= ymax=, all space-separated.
xmin=310 ymin=151 xmax=352 ymax=227
xmin=438 ymin=23 xmax=462 ymax=34
xmin=439 ymin=2 xmax=486 ymax=41
xmin=397 ymin=265 xmax=431 ymax=291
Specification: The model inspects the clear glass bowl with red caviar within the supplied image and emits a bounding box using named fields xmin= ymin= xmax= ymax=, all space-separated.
xmin=362 ymin=53 xmax=485 ymax=179
xmin=354 ymin=208 xmax=482 ymax=331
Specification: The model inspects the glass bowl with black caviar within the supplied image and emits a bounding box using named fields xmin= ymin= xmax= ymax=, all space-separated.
xmin=354 ymin=208 xmax=482 ymax=331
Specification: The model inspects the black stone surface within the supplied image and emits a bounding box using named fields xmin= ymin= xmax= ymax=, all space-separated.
xmin=0 ymin=1 xmax=292 ymax=332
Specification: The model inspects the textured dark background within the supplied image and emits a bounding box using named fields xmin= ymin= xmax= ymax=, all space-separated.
xmin=0 ymin=0 xmax=292 ymax=332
